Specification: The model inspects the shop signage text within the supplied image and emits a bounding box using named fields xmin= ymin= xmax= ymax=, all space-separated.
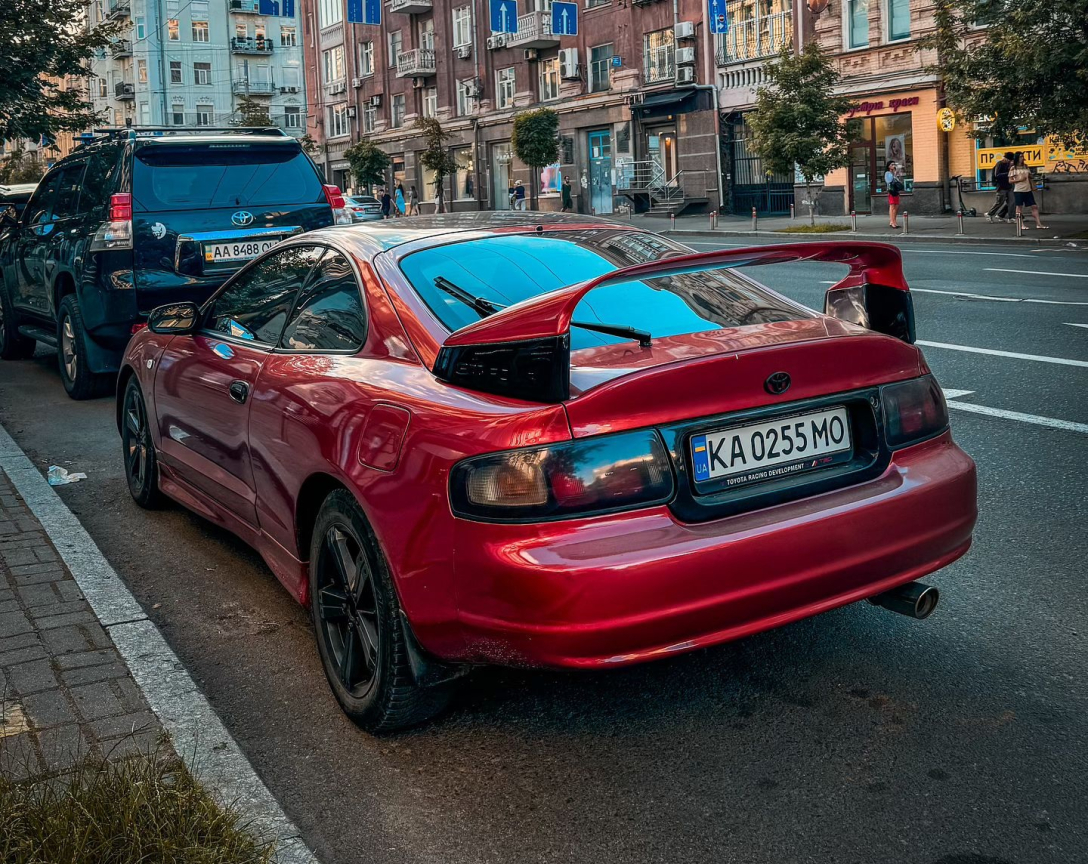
xmin=976 ymin=141 xmax=1088 ymax=171
xmin=976 ymin=146 xmax=1045 ymax=170
xmin=847 ymin=96 xmax=920 ymax=117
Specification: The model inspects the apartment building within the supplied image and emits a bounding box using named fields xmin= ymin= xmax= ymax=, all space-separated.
xmin=303 ymin=0 xmax=721 ymax=214
xmin=87 ymin=0 xmax=307 ymax=135
xmin=1 ymin=76 xmax=90 ymax=175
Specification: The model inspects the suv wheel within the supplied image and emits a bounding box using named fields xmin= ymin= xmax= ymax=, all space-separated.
xmin=57 ymin=295 xmax=110 ymax=400
xmin=0 ymin=283 xmax=35 ymax=360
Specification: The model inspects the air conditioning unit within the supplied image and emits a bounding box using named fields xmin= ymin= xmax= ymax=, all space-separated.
xmin=675 ymin=46 xmax=696 ymax=65
xmin=456 ymin=44 xmax=472 ymax=59
xmin=559 ymin=48 xmax=579 ymax=79
xmin=346 ymin=106 xmax=357 ymax=117
xmin=674 ymin=21 xmax=695 ymax=40
xmin=329 ymin=81 xmax=346 ymax=94
xmin=352 ymin=77 xmax=363 ymax=88
xmin=523 ymin=48 xmax=538 ymax=61
xmin=676 ymin=66 xmax=695 ymax=84
xmin=370 ymin=94 xmax=382 ymax=106
xmin=486 ymin=34 xmax=506 ymax=50
xmin=412 ymin=76 xmax=426 ymax=89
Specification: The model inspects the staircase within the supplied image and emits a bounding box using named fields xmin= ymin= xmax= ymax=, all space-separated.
xmin=617 ymin=161 xmax=705 ymax=215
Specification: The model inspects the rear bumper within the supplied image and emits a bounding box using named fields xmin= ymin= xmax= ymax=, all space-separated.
xmin=446 ymin=432 xmax=977 ymax=669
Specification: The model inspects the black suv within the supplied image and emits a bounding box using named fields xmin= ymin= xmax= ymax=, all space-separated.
xmin=0 ymin=128 xmax=349 ymax=398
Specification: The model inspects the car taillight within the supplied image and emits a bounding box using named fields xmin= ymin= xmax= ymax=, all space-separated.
xmin=109 ymin=192 xmax=132 ymax=222
xmin=881 ymin=375 xmax=949 ymax=448
xmin=131 ymin=322 xmax=147 ymax=335
xmin=90 ymin=192 xmax=134 ymax=252
xmin=450 ymin=430 xmax=675 ymax=521
xmin=322 ymin=184 xmax=345 ymax=209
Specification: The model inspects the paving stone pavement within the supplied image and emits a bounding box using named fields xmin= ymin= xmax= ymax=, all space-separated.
xmin=0 ymin=472 xmax=166 ymax=779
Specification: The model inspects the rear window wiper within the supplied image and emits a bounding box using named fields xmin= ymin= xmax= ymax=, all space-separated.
xmin=433 ymin=277 xmax=651 ymax=348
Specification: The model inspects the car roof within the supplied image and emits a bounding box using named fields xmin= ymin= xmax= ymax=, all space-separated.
xmin=0 ymin=184 xmax=38 ymax=196
xmin=133 ymin=134 xmax=295 ymax=148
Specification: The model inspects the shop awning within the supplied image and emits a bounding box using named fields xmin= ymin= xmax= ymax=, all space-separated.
xmin=635 ymin=90 xmax=697 ymax=113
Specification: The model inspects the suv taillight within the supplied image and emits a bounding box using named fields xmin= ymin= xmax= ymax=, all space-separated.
xmin=322 ymin=184 xmax=345 ymax=209
xmin=91 ymin=192 xmax=134 ymax=253
xmin=109 ymin=192 xmax=133 ymax=222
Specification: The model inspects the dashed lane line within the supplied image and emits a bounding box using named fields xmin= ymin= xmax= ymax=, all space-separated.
xmin=912 ymin=288 xmax=1088 ymax=306
xmin=984 ymin=268 xmax=1088 ymax=279
xmin=917 ymin=340 xmax=1088 ymax=368
xmin=944 ymin=401 xmax=1088 ymax=435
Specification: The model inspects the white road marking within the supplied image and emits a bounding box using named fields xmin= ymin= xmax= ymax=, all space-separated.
xmin=904 ymin=250 xmax=1037 ymax=258
xmin=984 ymin=268 xmax=1088 ymax=279
xmin=1064 ymin=322 xmax=1088 ymax=329
xmin=945 ymin=401 xmax=1088 ymax=435
xmin=917 ymin=340 xmax=1088 ymax=368
xmin=0 ymin=423 xmax=318 ymax=864
xmin=912 ymin=288 xmax=1088 ymax=306
xmin=941 ymin=389 xmax=975 ymax=399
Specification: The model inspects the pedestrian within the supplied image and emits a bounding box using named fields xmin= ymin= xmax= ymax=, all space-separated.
xmin=884 ymin=161 xmax=903 ymax=229
xmin=379 ymin=187 xmax=392 ymax=220
xmin=1009 ymin=152 xmax=1048 ymax=229
xmin=986 ymin=151 xmax=1015 ymax=223
xmin=394 ymin=183 xmax=406 ymax=218
xmin=514 ymin=179 xmax=526 ymax=211
xmin=408 ymin=185 xmax=418 ymax=216
xmin=561 ymin=175 xmax=573 ymax=212
xmin=508 ymin=180 xmax=516 ymax=210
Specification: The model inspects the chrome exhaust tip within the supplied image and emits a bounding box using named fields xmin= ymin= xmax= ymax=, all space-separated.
xmin=868 ymin=581 xmax=939 ymax=620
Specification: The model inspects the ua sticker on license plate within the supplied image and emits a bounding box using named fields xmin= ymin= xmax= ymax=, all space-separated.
xmin=204 ymin=238 xmax=279 ymax=264
xmin=690 ymin=406 xmax=851 ymax=487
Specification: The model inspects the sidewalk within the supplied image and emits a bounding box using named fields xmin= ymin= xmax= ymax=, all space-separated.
xmin=637 ymin=211 xmax=1088 ymax=248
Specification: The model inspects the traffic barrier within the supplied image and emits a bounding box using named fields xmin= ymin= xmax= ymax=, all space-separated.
xmin=957 ymin=212 xmax=965 ymax=235
xmin=902 ymin=212 xmax=909 ymax=235
xmin=850 ymin=210 xmax=857 ymax=233
xmin=1015 ymin=213 xmax=1023 ymax=237
xmin=670 ymin=213 xmax=676 ymax=232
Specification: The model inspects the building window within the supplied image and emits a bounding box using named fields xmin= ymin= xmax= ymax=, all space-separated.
xmin=192 ymin=21 xmax=208 ymax=42
xmin=137 ymin=60 xmax=147 ymax=83
xmin=167 ymin=18 xmax=179 ymax=40
xmin=280 ymin=26 xmax=296 ymax=47
xmin=359 ymin=41 xmax=374 ymax=76
xmin=388 ymin=31 xmax=401 ymax=68
xmin=847 ymin=0 xmax=869 ymax=48
xmin=134 ymin=16 xmax=146 ymax=39
xmin=423 ymin=86 xmax=438 ymax=118
xmin=539 ymin=56 xmax=560 ymax=101
xmin=98 ymin=77 xmax=107 ymax=98
xmin=456 ymin=78 xmax=476 ymax=116
xmin=190 ymin=0 xmax=208 ymax=18
xmin=169 ymin=61 xmax=182 ymax=84
xmin=236 ymin=22 xmax=247 ymax=39
xmin=194 ymin=62 xmax=211 ymax=85
xmin=496 ymin=66 xmax=515 ymax=109
xmin=888 ymin=0 xmax=910 ymax=40
xmin=318 ymin=0 xmax=342 ymax=28
xmin=586 ymin=0 xmax=609 ymax=6
xmin=323 ymin=46 xmax=344 ymax=84
xmin=453 ymin=147 xmax=474 ymax=200
xmin=391 ymin=93 xmax=405 ymax=128
xmin=196 ymin=105 xmax=213 ymax=126
xmin=139 ymin=101 xmax=151 ymax=125
xmin=419 ymin=19 xmax=435 ymax=51
xmin=363 ymin=102 xmax=376 ymax=133
xmin=255 ymin=22 xmax=266 ymax=41
xmin=172 ymin=108 xmax=185 ymax=126
xmin=643 ymin=28 xmax=674 ymax=84
xmin=283 ymin=106 xmax=301 ymax=129
xmin=282 ymin=65 xmax=300 ymax=89
xmin=589 ymin=43 xmax=613 ymax=92
xmin=452 ymin=6 xmax=472 ymax=48
xmin=328 ymin=104 xmax=350 ymax=137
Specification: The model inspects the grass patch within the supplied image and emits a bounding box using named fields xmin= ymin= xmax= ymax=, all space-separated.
xmin=0 ymin=753 xmax=274 ymax=864
xmin=776 ymin=223 xmax=853 ymax=234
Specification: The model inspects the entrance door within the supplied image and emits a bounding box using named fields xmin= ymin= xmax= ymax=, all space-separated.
xmin=646 ymin=128 xmax=678 ymax=183
xmin=492 ymin=143 xmax=512 ymax=210
xmin=849 ymin=143 xmax=873 ymax=214
xmin=587 ymin=130 xmax=613 ymax=215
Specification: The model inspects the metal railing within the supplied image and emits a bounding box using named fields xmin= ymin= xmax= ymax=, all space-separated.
xmin=232 ymin=79 xmax=274 ymax=95
xmin=107 ymin=0 xmax=130 ymax=19
xmin=508 ymin=11 xmax=559 ymax=46
xmin=643 ymin=45 xmax=675 ymax=85
xmin=618 ymin=160 xmax=689 ymax=210
xmin=396 ymin=48 xmax=436 ymax=77
xmin=715 ymin=12 xmax=792 ymax=65
xmin=230 ymin=37 xmax=274 ymax=54
xmin=389 ymin=0 xmax=433 ymax=12
xmin=110 ymin=39 xmax=132 ymax=57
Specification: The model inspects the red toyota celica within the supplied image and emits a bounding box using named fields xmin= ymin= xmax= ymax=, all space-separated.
xmin=117 ymin=214 xmax=977 ymax=732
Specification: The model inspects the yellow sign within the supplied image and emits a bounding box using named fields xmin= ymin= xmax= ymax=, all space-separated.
xmin=975 ymin=145 xmax=1046 ymax=170
xmin=976 ymin=140 xmax=1088 ymax=171
xmin=936 ymin=108 xmax=956 ymax=132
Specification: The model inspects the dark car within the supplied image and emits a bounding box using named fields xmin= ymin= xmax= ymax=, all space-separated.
xmin=0 ymin=127 xmax=351 ymax=399
xmin=345 ymin=195 xmax=383 ymax=223
xmin=0 ymin=183 xmax=38 ymax=221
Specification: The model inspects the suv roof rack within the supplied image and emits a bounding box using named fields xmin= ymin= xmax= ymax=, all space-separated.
xmin=89 ymin=126 xmax=289 ymax=139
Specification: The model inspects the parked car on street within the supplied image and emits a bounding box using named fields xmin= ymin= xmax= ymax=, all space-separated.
xmin=345 ymin=195 xmax=383 ymax=222
xmin=0 ymin=127 xmax=351 ymax=398
xmin=116 ymin=213 xmax=977 ymax=732
xmin=0 ymin=183 xmax=39 ymax=222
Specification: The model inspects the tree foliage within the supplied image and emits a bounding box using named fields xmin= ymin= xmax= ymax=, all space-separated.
xmin=511 ymin=108 xmax=559 ymax=209
xmin=0 ymin=148 xmax=46 ymax=184
xmin=344 ymin=139 xmax=390 ymax=190
xmin=236 ymin=97 xmax=272 ymax=128
xmin=0 ymin=0 xmax=119 ymax=141
xmin=921 ymin=0 xmax=1088 ymax=146
xmin=417 ymin=117 xmax=459 ymax=212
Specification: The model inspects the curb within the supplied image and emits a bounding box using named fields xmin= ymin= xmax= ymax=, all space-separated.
xmin=0 ymin=422 xmax=319 ymax=864
xmin=655 ymin=227 xmax=1086 ymax=249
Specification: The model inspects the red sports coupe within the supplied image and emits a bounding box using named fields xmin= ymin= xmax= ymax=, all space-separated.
xmin=118 ymin=214 xmax=977 ymax=731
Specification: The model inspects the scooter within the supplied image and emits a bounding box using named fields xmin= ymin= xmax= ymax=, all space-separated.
xmin=950 ymin=175 xmax=977 ymax=217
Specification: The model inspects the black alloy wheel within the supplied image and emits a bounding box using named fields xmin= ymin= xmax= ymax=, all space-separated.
xmin=121 ymin=377 xmax=164 ymax=508
xmin=57 ymin=295 xmax=110 ymax=399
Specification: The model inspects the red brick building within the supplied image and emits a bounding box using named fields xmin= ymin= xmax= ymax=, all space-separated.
xmin=302 ymin=0 xmax=721 ymax=214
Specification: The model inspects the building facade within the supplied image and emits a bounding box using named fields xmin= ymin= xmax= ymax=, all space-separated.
xmin=87 ymin=0 xmax=307 ymax=135
xmin=303 ymin=0 xmax=721 ymax=214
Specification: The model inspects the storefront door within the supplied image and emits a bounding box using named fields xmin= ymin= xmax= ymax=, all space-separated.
xmin=646 ymin=127 xmax=679 ymax=184
xmin=849 ymin=143 xmax=873 ymax=214
xmin=492 ymin=143 xmax=512 ymax=210
xmin=588 ymin=129 xmax=613 ymax=215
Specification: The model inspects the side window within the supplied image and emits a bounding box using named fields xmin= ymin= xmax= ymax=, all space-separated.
xmin=80 ymin=147 xmax=120 ymax=214
xmin=280 ymin=252 xmax=366 ymax=352
xmin=52 ymin=163 xmax=87 ymax=221
xmin=24 ymin=170 xmax=63 ymax=227
xmin=208 ymin=245 xmax=325 ymax=345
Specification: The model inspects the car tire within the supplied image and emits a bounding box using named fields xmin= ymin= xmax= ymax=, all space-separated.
xmin=309 ymin=489 xmax=454 ymax=733
xmin=0 ymin=283 xmax=35 ymax=360
xmin=57 ymin=294 xmax=111 ymax=400
xmin=121 ymin=376 xmax=164 ymax=509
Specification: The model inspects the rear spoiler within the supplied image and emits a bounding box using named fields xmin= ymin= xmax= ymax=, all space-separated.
xmin=433 ymin=241 xmax=913 ymax=404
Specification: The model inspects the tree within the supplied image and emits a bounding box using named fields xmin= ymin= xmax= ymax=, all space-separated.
xmin=511 ymin=108 xmax=559 ymax=210
xmin=236 ymin=97 xmax=272 ymax=128
xmin=344 ymin=139 xmax=390 ymax=191
xmin=921 ymin=0 xmax=1088 ymax=147
xmin=0 ymin=148 xmax=46 ymax=184
xmin=0 ymin=0 xmax=120 ymax=141
xmin=417 ymin=117 xmax=459 ymax=213
xmin=748 ymin=43 xmax=854 ymax=224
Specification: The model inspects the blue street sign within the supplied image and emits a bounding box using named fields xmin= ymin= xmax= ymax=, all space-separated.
xmin=347 ymin=0 xmax=381 ymax=25
xmin=258 ymin=0 xmax=294 ymax=16
xmin=611 ymin=55 xmax=622 ymax=67
xmin=708 ymin=0 xmax=729 ymax=34
xmin=490 ymin=0 xmax=518 ymax=34
xmin=552 ymin=1 xmax=577 ymax=36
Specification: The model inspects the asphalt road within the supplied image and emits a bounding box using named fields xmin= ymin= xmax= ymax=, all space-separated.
xmin=1 ymin=237 xmax=1086 ymax=864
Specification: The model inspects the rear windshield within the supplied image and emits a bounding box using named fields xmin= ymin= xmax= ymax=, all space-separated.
xmin=398 ymin=230 xmax=809 ymax=350
xmin=133 ymin=143 xmax=323 ymax=212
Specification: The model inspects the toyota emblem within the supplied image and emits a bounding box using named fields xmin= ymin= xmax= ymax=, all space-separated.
xmin=231 ymin=211 xmax=255 ymax=227
xmin=764 ymin=372 xmax=791 ymax=395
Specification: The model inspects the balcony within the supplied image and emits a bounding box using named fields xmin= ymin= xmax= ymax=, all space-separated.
xmin=390 ymin=0 xmax=432 ymax=13
xmin=229 ymin=0 xmax=262 ymax=12
xmin=715 ymin=11 xmax=793 ymax=65
xmin=643 ymin=45 xmax=675 ymax=85
xmin=107 ymin=0 xmax=130 ymax=18
xmin=396 ymin=48 xmax=436 ymax=77
xmin=232 ymin=79 xmax=275 ymax=95
xmin=110 ymin=39 xmax=132 ymax=58
xmin=230 ymin=37 xmax=274 ymax=55
xmin=508 ymin=11 xmax=559 ymax=49
xmin=115 ymin=82 xmax=135 ymax=100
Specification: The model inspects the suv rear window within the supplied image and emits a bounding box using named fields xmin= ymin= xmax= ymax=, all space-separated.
xmin=133 ymin=142 xmax=323 ymax=212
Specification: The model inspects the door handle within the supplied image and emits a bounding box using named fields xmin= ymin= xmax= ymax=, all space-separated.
xmin=228 ymin=380 xmax=249 ymax=404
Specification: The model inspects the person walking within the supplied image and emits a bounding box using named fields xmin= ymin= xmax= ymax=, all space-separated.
xmin=394 ymin=184 xmax=406 ymax=218
xmin=379 ymin=187 xmax=392 ymax=220
xmin=1009 ymin=152 xmax=1048 ymax=229
xmin=986 ymin=151 xmax=1015 ymax=223
xmin=408 ymin=185 xmax=418 ymax=216
xmin=884 ymin=161 xmax=903 ymax=229
xmin=514 ymin=179 xmax=526 ymax=211
xmin=561 ymin=175 xmax=573 ymax=212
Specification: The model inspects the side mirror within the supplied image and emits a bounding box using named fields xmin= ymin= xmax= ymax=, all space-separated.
xmin=824 ymin=283 xmax=916 ymax=344
xmin=148 ymin=301 xmax=199 ymax=335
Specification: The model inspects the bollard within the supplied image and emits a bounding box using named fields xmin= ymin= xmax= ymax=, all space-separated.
xmin=902 ymin=211 xmax=909 ymax=235
xmin=752 ymin=206 xmax=758 ymax=232
xmin=1015 ymin=212 xmax=1023 ymax=237
xmin=711 ymin=211 xmax=718 ymax=230
xmin=709 ymin=211 xmax=715 ymax=230
xmin=670 ymin=213 xmax=676 ymax=232
xmin=850 ymin=210 xmax=857 ymax=233
xmin=957 ymin=212 xmax=965 ymax=236
xmin=790 ymin=203 xmax=795 ymax=220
